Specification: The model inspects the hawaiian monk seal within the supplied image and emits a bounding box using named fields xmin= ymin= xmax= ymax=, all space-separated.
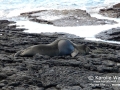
xmin=14 ymin=39 xmax=90 ymax=57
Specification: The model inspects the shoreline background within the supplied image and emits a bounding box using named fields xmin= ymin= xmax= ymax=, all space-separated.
xmin=0 ymin=0 xmax=120 ymax=19
xmin=0 ymin=1 xmax=120 ymax=89
xmin=0 ymin=0 xmax=120 ymax=44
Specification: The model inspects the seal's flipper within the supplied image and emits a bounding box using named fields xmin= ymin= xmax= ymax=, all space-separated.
xmin=71 ymin=49 xmax=79 ymax=57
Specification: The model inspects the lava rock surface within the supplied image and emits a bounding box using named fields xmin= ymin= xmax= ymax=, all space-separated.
xmin=0 ymin=20 xmax=120 ymax=90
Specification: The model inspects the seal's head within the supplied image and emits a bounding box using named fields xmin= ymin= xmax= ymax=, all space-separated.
xmin=74 ymin=44 xmax=91 ymax=56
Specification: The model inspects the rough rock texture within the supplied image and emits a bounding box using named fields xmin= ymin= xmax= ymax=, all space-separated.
xmin=20 ymin=9 xmax=117 ymax=26
xmin=0 ymin=20 xmax=120 ymax=90
xmin=96 ymin=27 xmax=120 ymax=41
xmin=99 ymin=3 xmax=120 ymax=18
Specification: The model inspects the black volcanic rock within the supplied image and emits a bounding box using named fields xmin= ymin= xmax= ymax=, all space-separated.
xmin=0 ymin=73 xmax=7 ymax=80
xmin=0 ymin=20 xmax=120 ymax=90
xmin=99 ymin=3 xmax=120 ymax=18
xmin=96 ymin=27 xmax=120 ymax=41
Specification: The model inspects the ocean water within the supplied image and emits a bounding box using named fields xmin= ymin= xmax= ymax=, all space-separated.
xmin=0 ymin=0 xmax=119 ymax=19
xmin=0 ymin=0 xmax=120 ymax=44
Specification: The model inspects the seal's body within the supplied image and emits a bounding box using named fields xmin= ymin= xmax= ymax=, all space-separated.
xmin=14 ymin=39 xmax=90 ymax=57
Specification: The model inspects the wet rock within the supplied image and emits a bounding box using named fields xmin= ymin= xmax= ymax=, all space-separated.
xmin=102 ymin=60 xmax=115 ymax=67
xmin=61 ymin=86 xmax=82 ymax=90
xmin=5 ymin=71 xmax=16 ymax=76
xmin=0 ymin=83 xmax=5 ymax=88
xmin=0 ymin=54 xmax=13 ymax=63
xmin=33 ymin=54 xmax=50 ymax=60
xmin=97 ymin=65 xmax=119 ymax=73
xmin=96 ymin=27 xmax=120 ymax=41
xmin=92 ymin=59 xmax=102 ymax=65
xmin=0 ymin=80 xmax=8 ymax=84
xmin=20 ymin=9 xmax=117 ymax=26
xmin=0 ymin=73 xmax=7 ymax=80
xmin=8 ymin=74 xmax=31 ymax=83
xmin=14 ymin=87 xmax=26 ymax=90
xmin=33 ymin=54 xmax=45 ymax=60
xmin=0 ymin=20 xmax=15 ymax=29
xmin=99 ymin=3 xmax=120 ymax=18
xmin=2 ymin=86 xmax=14 ymax=90
xmin=116 ymin=63 xmax=120 ymax=67
xmin=16 ymin=66 xmax=28 ymax=71
xmin=0 ymin=20 xmax=10 ymax=24
xmin=8 ymin=81 xmax=21 ymax=87
xmin=22 ymin=85 xmax=44 ymax=90
xmin=46 ymin=87 xmax=57 ymax=90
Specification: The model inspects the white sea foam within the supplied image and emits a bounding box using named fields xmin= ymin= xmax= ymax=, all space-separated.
xmin=16 ymin=21 xmax=113 ymax=37
xmin=16 ymin=8 xmax=120 ymax=44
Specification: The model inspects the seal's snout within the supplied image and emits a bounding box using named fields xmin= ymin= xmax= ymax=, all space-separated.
xmin=75 ymin=44 xmax=91 ymax=56
xmin=14 ymin=51 xmax=22 ymax=57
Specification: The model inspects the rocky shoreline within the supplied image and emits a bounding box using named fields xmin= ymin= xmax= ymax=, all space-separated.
xmin=96 ymin=27 xmax=120 ymax=41
xmin=0 ymin=20 xmax=120 ymax=90
xmin=20 ymin=9 xmax=117 ymax=26
xmin=94 ymin=3 xmax=120 ymax=42
xmin=99 ymin=3 xmax=120 ymax=18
